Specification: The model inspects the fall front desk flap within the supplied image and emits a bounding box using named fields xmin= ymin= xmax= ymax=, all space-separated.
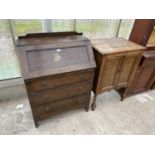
xmin=16 ymin=32 xmax=96 ymax=80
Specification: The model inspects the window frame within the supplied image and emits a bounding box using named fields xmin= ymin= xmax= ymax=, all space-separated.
xmin=0 ymin=19 xmax=134 ymax=82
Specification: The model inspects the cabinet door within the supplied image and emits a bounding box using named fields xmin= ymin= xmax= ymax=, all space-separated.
xmin=147 ymin=72 xmax=155 ymax=90
xmin=117 ymin=52 xmax=142 ymax=88
xmin=100 ymin=55 xmax=123 ymax=92
xmin=152 ymin=78 xmax=155 ymax=89
xmin=132 ymin=67 xmax=154 ymax=93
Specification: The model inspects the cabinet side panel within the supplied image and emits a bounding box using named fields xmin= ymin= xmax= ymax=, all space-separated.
xmin=92 ymin=49 xmax=103 ymax=94
xmin=132 ymin=67 xmax=155 ymax=93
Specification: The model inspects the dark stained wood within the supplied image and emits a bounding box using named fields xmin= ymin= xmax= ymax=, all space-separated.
xmin=18 ymin=32 xmax=83 ymax=39
xmin=129 ymin=19 xmax=155 ymax=46
xmin=16 ymin=32 xmax=96 ymax=127
xmin=128 ymin=67 xmax=154 ymax=94
xmin=151 ymin=75 xmax=155 ymax=89
xmin=119 ymin=50 xmax=155 ymax=98
xmin=91 ymin=38 xmax=145 ymax=110
xmin=35 ymin=93 xmax=91 ymax=120
xmin=28 ymin=80 xmax=92 ymax=106
xmin=16 ymin=41 xmax=96 ymax=80
xmin=26 ymin=70 xmax=93 ymax=92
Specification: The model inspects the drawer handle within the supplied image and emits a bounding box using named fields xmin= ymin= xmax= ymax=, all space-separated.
xmin=79 ymin=86 xmax=83 ymax=91
xmin=45 ymin=106 xmax=50 ymax=111
xmin=44 ymin=94 xmax=49 ymax=99
xmin=41 ymin=81 xmax=47 ymax=86
xmin=80 ymin=74 xmax=85 ymax=80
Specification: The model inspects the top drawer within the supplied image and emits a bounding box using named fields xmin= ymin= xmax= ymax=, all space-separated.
xmin=141 ymin=51 xmax=155 ymax=67
xmin=26 ymin=71 xmax=94 ymax=92
xmin=141 ymin=59 xmax=155 ymax=67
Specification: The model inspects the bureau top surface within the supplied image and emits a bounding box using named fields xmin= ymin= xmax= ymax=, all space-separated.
xmin=16 ymin=32 xmax=96 ymax=80
xmin=92 ymin=38 xmax=146 ymax=54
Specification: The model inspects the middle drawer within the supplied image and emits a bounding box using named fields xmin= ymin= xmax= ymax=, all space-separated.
xmin=29 ymin=80 xmax=92 ymax=106
xmin=26 ymin=71 xmax=93 ymax=92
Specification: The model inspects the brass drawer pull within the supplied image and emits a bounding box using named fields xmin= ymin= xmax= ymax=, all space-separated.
xmin=80 ymin=74 xmax=85 ymax=80
xmin=45 ymin=106 xmax=50 ymax=111
xmin=44 ymin=94 xmax=49 ymax=99
xmin=41 ymin=81 xmax=47 ymax=86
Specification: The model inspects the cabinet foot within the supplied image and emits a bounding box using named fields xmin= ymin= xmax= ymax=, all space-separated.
xmin=120 ymin=96 xmax=124 ymax=101
xmin=34 ymin=120 xmax=39 ymax=128
xmin=91 ymin=103 xmax=96 ymax=111
xmin=91 ymin=94 xmax=97 ymax=111
xmin=84 ymin=106 xmax=89 ymax=112
xmin=120 ymin=91 xmax=127 ymax=101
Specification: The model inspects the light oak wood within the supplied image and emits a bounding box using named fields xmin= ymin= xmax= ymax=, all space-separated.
xmin=91 ymin=38 xmax=145 ymax=110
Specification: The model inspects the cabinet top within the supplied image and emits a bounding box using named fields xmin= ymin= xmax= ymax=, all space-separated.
xmin=92 ymin=38 xmax=146 ymax=54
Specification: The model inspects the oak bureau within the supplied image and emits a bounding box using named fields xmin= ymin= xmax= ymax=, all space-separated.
xmin=16 ymin=32 xmax=96 ymax=127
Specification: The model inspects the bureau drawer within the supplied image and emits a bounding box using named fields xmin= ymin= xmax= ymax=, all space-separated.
xmin=29 ymin=80 xmax=92 ymax=106
xmin=26 ymin=71 xmax=94 ymax=92
xmin=35 ymin=93 xmax=90 ymax=120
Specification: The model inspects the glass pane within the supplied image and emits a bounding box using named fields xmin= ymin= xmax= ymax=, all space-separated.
xmin=0 ymin=20 xmax=21 ymax=80
xmin=76 ymin=19 xmax=120 ymax=39
xmin=51 ymin=19 xmax=74 ymax=32
xmin=118 ymin=19 xmax=135 ymax=39
xmin=12 ymin=19 xmax=43 ymax=37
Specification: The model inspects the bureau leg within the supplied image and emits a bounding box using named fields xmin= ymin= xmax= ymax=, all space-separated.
xmin=120 ymin=88 xmax=127 ymax=101
xmin=118 ymin=88 xmax=126 ymax=101
xmin=120 ymin=95 xmax=124 ymax=101
xmin=84 ymin=106 xmax=89 ymax=112
xmin=34 ymin=119 xmax=39 ymax=128
xmin=121 ymin=94 xmax=127 ymax=101
xmin=91 ymin=94 xmax=97 ymax=111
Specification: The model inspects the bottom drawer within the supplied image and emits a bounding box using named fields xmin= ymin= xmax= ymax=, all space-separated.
xmin=35 ymin=93 xmax=91 ymax=120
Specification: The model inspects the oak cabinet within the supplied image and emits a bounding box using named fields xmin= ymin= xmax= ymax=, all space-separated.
xmin=91 ymin=38 xmax=145 ymax=110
